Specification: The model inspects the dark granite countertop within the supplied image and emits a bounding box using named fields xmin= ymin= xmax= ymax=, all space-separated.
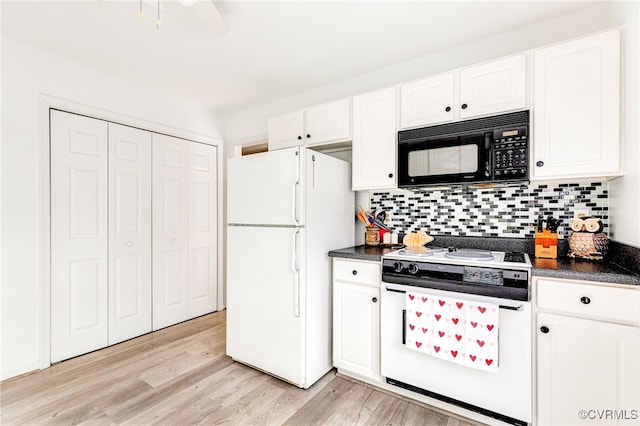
xmin=531 ymin=258 xmax=640 ymax=286
xmin=328 ymin=245 xmax=399 ymax=262
xmin=329 ymin=239 xmax=640 ymax=287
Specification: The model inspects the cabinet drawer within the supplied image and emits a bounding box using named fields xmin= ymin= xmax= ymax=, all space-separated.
xmin=334 ymin=259 xmax=380 ymax=286
xmin=536 ymin=278 xmax=640 ymax=325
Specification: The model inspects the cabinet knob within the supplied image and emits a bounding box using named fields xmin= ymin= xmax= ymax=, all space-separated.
xmin=352 ymin=270 xmax=358 ymax=275
xmin=297 ymin=136 xmax=302 ymax=140
xmin=388 ymin=173 xmax=394 ymax=178
xmin=580 ymin=296 xmax=591 ymax=305
xmin=171 ymin=238 xmax=177 ymax=244
xmin=372 ymin=297 xmax=378 ymax=303
xmin=445 ymin=106 xmax=451 ymax=112
xmin=536 ymin=160 xmax=544 ymax=167
xmin=461 ymin=103 xmax=468 ymax=110
xmin=306 ymin=134 xmax=311 ymax=139
xmin=540 ymin=326 xmax=550 ymax=334
xmin=127 ymin=241 xmax=132 ymax=247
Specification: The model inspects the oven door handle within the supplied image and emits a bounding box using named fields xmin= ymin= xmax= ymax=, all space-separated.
xmin=402 ymin=309 xmax=406 ymax=345
xmin=384 ymin=285 xmax=525 ymax=311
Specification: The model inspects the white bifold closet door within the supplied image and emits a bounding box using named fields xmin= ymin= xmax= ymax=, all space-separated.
xmin=107 ymin=123 xmax=152 ymax=345
xmin=152 ymin=134 xmax=217 ymax=330
xmin=51 ymin=111 xmax=152 ymax=362
xmin=51 ymin=110 xmax=110 ymax=363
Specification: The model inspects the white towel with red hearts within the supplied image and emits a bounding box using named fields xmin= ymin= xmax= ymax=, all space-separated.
xmin=405 ymin=292 xmax=499 ymax=372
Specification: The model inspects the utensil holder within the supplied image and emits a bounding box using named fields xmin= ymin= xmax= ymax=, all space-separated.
xmin=365 ymin=226 xmax=380 ymax=246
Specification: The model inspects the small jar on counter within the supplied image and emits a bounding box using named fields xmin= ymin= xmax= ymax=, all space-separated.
xmin=365 ymin=226 xmax=380 ymax=246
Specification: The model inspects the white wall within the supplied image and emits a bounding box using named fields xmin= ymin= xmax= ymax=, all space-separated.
xmin=609 ymin=0 xmax=640 ymax=248
xmin=226 ymin=1 xmax=640 ymax=247
xmin=0 ymin=37 xmax=227 ymax=380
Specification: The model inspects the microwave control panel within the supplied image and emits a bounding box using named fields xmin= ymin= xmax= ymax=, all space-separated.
xmin=493 ymin=127 xmax=528 ymax=180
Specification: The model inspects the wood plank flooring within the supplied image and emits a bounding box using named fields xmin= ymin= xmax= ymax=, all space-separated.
xmin=1 ymin=311 xmax=482 ymax=425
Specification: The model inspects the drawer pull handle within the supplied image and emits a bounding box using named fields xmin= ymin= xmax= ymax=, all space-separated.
xmin=540 ymin=326 xmax=550 ymax=334
xmin=352 ymin=270 xmax=358 ymax=275
xmin=580 ymin=296 xmax=591 ymax=305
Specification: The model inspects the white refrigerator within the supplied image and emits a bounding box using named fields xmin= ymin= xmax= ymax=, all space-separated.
xmin=226 ymin=146 xmax=354 ymax=388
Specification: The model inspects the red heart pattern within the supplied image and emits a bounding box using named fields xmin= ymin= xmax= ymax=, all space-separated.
xmin=405 ymin=292 xmax=498 ymax=371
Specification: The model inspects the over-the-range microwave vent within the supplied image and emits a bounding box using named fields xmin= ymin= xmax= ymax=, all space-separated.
xmin=398 ymin=110 xmax=530 ymax=142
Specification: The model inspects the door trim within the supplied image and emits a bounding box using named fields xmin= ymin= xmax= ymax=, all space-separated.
xmin=38 ymin=94 xmax=224 ymax=371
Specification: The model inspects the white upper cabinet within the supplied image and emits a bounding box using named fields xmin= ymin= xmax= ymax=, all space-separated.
xmin=305 ymin=98 xmax=351 ymax=146
xmin=459 ymin=54 xmax=527 ymax=119
xmin=399 ymin=54 xmax=527 ymax=129
xmin=268 ymin=98 xmax=351 ymax=151
xmin=532 ymin=29 xmax=621 ymax=180
xmin=400 ymin=73 xmax=455 ymax=128
xmin=352 ymin=87 xmax=397 ymax=190
xmin=268 ymin=111 xmax=305 ymax=151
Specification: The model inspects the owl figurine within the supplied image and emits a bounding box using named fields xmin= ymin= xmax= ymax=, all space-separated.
xmin=568 ymin=216 xmax=608 ymax=260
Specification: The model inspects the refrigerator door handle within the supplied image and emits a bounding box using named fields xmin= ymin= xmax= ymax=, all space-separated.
xmin=291 ymin=180 xmax=300 ymax=226
xmin=292 ymin=229 xmax=300 ymax=317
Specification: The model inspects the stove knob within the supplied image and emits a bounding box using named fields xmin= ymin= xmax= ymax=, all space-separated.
xmin=447 ymin=246 xmax=457 ymax=252
xmin=407 ymin=263 xmax=419 ymax=275
xmin=393 ymin=262 xmax=404 ymax=273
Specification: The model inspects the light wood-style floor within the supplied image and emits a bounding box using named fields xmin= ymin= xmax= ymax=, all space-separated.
xmin=1 ymin=311 xmax=482 ymax=425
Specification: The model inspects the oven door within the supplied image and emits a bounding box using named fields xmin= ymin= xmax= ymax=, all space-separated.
xmin=397 ymin=134 xmax=491 ymax=187
xmin=381 ymin=282 xmax=531 ymax=424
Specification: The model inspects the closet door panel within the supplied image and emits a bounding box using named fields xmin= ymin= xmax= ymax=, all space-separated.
xmin=187 ymin=143 xmax=218 ymax=319
xmin=153 ymin=134 xmax=188 ymax=330
xmin=108 ymin=123 xmax=152 ymax=345
xmin=51 ymin=110 xmax=109 ymax=363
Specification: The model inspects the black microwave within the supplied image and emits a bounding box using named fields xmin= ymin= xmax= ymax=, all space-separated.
xmin=397 ymin=111 xmax=530 ymax=187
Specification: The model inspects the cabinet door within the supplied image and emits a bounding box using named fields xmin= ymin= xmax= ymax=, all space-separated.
xmin=152 ymin=134 xmax=189 ymax=330
xmin=333 ymin=281 xmax=380 ymax=381
xmin=187 ymin=142 xmax=217 ymax=319
xmin=51 ymin=110 xmax=109 ymax=362
xmin=532 ymin=30 xmax=620 ymax=179
xmin=459 ymin=54 xmax=527 ymax=119
xmin=305 ymin=98 xmax=351 ymax=146
xmin=108 ymin=123 xmax=152 ymax=345
xmin=400 ymin=73 xmax=455 ymax=128
xmin=268 ymin=110 xmax=305 ymax=151
xmin=537 ymin=312 xmax=640 ymax=425
xmin=352 ymin=87 xmax=397 ymax=190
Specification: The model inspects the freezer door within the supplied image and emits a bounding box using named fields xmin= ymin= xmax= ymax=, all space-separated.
xmin=227 ymin=147 xmax=304 ymax=226
xmin=226 ymin=226 xmax=305 ymax=386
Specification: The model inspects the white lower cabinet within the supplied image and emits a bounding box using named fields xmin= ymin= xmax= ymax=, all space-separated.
xmin=332 ymin=259 xmax=381 ymax=381
xmin=535 ymin=277 xmax=640 ymax=425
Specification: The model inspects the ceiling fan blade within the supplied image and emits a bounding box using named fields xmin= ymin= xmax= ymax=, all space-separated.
xmin=191 ymin=0 xmax=230 ymax=35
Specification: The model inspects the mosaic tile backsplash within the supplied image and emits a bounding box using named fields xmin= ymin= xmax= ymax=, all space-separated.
xmin=370 ymin=181 xmax=608 ymax=239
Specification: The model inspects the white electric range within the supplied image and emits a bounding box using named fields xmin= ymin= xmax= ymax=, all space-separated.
xmin=381 ymin=246 xmax=532 ymax=425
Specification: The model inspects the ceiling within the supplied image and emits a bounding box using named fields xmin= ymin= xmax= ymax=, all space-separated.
xmin=2 ymin=0 xmax=599 ymax=114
